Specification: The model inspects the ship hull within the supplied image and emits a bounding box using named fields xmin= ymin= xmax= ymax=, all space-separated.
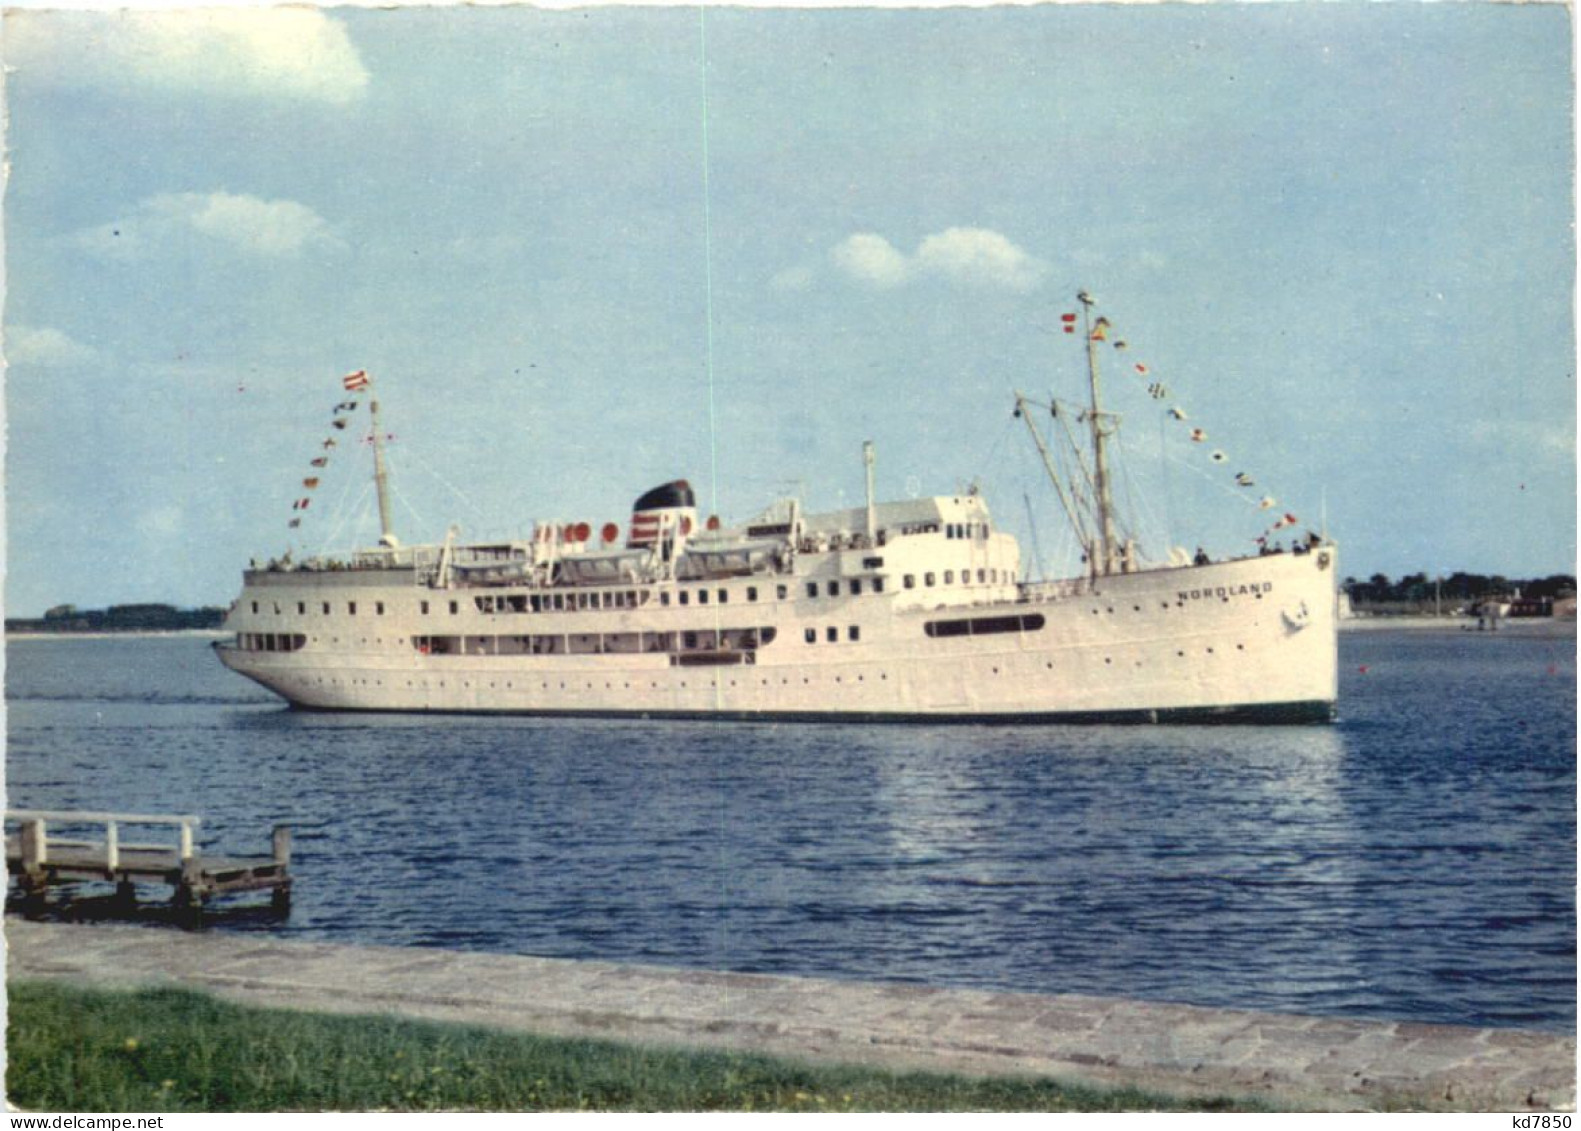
xmin=216 ymin=549 xmax=1339 ymax=724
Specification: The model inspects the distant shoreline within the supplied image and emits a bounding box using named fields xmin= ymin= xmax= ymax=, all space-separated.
xmin=1341 ymin=615 xmax=1575 ymax=635
xmin=5 ymin=630 xmax=231 ymax=642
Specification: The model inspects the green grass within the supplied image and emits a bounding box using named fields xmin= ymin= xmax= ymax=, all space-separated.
xmin=8 ymin=980 xmax=1268 ymax=1112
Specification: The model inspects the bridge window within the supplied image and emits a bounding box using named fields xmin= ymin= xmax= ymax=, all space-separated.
xmin=850 ymin=579 xmax=862 ymax=596
xmin=806 ymin=582 xmax=818 ymax=599
xmin=805 ymin=628 xmax=816 ymax=644
xmin=828 ymin=581 xmax=840 ymax=597
xmin=849 ymin=625 xmax=861 ymax=642
xmin=873 ymin=577 xmax=885 ymax=593
xmin=826 ymin=626 xmax=838 ymax=643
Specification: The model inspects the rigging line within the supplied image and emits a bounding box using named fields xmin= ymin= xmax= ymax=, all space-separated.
xmin=1155 ymin=444 xmax=1272 ymax=505
xmin=698 ymin=6 xmax=719 ymax=526
xmin=1021 ymin=491 xmax=1046 ymax=583
xmin=318 ymin=481 xmax=374 ymax=558
xmin=1051 ymin=406 xmax=1096 ymax=507
xmin=387 ymin=477 xmax=427 ymax=533
xmin=697 ymin=6 xmax=731 ymax=984
xmin=1158 ymin=411 xmax=1175 ymax=551
xmin=976 ymin=411 xmax=1017 ymax=478
xmin=398 ymin=445 xmax=491 ymax=526
xmin=308 ymin=451 xmax=369 ymax=556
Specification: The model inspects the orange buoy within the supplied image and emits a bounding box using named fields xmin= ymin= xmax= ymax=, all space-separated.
xmin=681 ymin=516 xmax=693 ymax=535
xmin=575 ymin=522 xmax=591 ymax=542
xmin=706 ymin=514 xmax=720 ymax=531
xmin=602 ymin=522 xmax=618 ymax=544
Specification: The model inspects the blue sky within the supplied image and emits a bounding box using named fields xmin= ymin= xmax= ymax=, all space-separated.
xmin=3 ymin=3 xmax=1574 ymax=615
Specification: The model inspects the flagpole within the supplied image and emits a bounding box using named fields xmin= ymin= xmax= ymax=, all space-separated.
xmin=366 ymin=375 xmax=397 ymax=547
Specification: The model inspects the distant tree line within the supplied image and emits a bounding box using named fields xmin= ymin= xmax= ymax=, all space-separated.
xmin=5 ymin=603 xmax=228 ymax=634
xmin=1343 ymin=572 xmax=1576 ymax=609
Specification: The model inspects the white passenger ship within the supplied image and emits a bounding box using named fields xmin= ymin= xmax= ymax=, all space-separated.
xmin=216 ymin=297 xmax=1339 ymax=723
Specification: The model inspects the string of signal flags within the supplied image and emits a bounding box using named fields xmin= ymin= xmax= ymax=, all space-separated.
xmin=1059 ymin=310 xmax=1301 ymax=549
xmin=285 ymin=369 xmax=389 ymax=530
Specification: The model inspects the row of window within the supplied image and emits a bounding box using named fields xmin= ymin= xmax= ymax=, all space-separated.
xmin=251 ymin=566 xmax=1009 ymax=621
xmin=904 ymin=568 xmax=1006 ymax=589
xmin=804 ymin=577 xmax=886 ymax=599
xmin=922 ymin=613 xmax=1046 ymax=638
xmin=236 ymin=632 xmax=308 ymax=652
xmin=411 ymin=627 xmax=778 ymax=658
xmin=944 ymin=521 xmax=990 ymax=541
xmin=805 ymin=625 xmax=861 ymax=644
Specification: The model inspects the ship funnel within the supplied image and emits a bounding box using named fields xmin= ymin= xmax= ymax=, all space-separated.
xmin=628 ymin=479 xmax=698 ymax=564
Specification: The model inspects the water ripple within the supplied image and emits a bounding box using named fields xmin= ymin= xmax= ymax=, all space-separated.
xmin=5 ymin=629 xmax=1574 ymax=1032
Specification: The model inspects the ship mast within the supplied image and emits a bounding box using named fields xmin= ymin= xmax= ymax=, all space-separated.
xmin=1079 ymin=291 xmax=1120 ymax=576
xmin=367 ymin=376 xmax=397 ymax=547
xmin=1013 ymin=391 xmax=1093 ymax=568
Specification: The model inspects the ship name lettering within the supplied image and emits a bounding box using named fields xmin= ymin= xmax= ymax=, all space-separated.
xmin=1177 ymin=581 xmax=1274 ymax=602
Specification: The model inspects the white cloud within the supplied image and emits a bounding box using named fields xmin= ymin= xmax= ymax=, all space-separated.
xmin=769 ymin=264 xmax=817 ymax=292
xmin=831 ymin=234 xmax=914 ymax=288
xmin=914 ymin=228 xmax=1048 ymax=291
xmin=74 ymin=192 xmax=344 ymax=261
xmin=828 ymin=227 xmax=1047 ymax=292
xmin=6 ymin=325 xmax=103 ymax=369
xmin=5 ymin=9 xmax=369 ymax=105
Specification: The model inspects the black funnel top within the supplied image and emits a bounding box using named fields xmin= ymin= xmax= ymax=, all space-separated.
xmin=632 ymin=480 xmax=694 ymax=512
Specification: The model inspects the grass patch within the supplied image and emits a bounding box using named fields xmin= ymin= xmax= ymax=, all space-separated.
xmin=8 ymin=980 xmax=1267 ymax=1112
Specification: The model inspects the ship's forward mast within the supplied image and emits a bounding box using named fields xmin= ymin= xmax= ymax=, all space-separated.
xmin=365 ymin=374 xmax=398 ymax=549
xmin=1017 ymin=292 xmax=1325 ymax=577
xmin=1015 ymin=291 xmax=1135 ymax=581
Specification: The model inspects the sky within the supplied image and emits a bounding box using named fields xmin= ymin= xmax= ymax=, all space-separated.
xmin=3 ymin=2 xmax=1574 ymax=616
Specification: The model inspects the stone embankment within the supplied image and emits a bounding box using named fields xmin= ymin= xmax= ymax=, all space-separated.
xmin=6 ymin=921 xmax=1572 ymax=1112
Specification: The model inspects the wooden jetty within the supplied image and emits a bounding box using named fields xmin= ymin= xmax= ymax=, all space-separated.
xmin=5 ymin=810 xmax=292 ymax=916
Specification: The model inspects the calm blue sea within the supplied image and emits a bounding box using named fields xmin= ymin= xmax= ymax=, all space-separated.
xmin=5 ymin=628 xmax=1575 ymax=1032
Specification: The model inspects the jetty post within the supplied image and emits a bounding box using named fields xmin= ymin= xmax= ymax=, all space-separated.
xmin=270 ymin=825 xmax=294 ymax=914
